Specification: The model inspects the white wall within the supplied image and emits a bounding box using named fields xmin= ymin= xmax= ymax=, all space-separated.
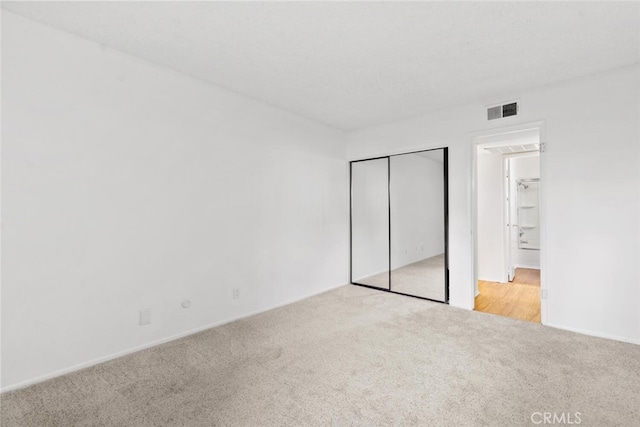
xmin=476 ymin=149 xmax=505 ymax=282
xmin=510 ymin=154 xmax=540 ymax=269
xmin=347 ymin=63 xmax=640 ymax=344
xmin=390 ymin=153 xmax=444 ymax=269
xmin=1 ymin=12 xmax=348 ymax=389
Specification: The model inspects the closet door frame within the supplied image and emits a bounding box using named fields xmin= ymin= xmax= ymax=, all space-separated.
xmin=349 ymin=147 xmax=449 ymax=304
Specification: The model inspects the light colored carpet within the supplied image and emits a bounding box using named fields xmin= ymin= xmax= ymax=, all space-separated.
xmin=2 ymin=285 xmax=640 ymax=426
xmin=357 ymin=254 xmax=445 ymax=301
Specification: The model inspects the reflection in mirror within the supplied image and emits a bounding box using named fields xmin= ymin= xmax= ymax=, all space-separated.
xmin=390 ymin=150 xmax=445 ymax=301
xmin=351 ymin=158 xmax=390 ymax=289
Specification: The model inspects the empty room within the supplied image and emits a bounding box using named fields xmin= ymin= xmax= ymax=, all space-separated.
xmin=1 ymin=2 xmax=639 ymax=426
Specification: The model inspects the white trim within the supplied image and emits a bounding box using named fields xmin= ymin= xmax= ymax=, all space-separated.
xmin=470 ymin=121 xmax=547 ymax=324
xmin=515 ymin=264 xmax=540 ymax=270
xmin=538 ymin=123 xmax=548 ymax=325
xmin=502 ymin=157 xmax=511 ymax=283
xmin=477 ymin=275 xmax=508 ymax=284
xmin=1 ymin=282 xmax=348 ymax=393
xmin=545 ymin=323 xmax=640 ymax=346
xmin=450 ymin=300 xmax=475 ymax=311
xmin=471 ymin=121 xmax=543 ymax=140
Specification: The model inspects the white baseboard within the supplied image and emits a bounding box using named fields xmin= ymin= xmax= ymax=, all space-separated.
xmin=544 ymin=323 xmax=640 ymax=346
xmin=450 ymin=300 xmax=475 ymax=311
xmin=515 ymin=264 xmax=540 ymax=270
xmin=477 ymin=276 xmax=507 ymax=283
xmin=1 ymin=282 xmax=348 ymax=393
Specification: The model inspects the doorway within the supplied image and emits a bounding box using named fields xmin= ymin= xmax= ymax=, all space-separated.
xmin=472 ymin=127 xmax=543 ymax=323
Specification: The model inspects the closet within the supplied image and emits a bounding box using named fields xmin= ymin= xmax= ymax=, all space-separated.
xmin=350 ymin=148 xmax=449 ymax=302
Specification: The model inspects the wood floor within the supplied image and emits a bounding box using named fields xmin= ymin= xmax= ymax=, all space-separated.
xmin=475 ymin=268 xmax=541 ymax=323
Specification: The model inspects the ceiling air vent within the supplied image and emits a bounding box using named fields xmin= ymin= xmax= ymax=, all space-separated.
xmin=487 ymin=102 xmax=518 ymax=120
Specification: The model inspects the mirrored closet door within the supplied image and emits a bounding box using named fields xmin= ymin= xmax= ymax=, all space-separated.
xmin=350 ymin=148 xmax=449 ymax=303
xmin=390 ymin=150 xmax=447 ymax=301
xmin=351 ymin=158 xmax=390 ymax=290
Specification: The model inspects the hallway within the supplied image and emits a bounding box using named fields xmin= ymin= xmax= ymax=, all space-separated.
xmin=475 ymin=268 xmax=541 ymax=323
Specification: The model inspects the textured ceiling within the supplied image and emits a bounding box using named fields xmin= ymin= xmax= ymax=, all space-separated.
xmin=3 ymin=1 xmax=639 ymax=130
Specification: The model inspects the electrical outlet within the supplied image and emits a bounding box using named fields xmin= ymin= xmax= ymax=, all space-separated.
xmin=139 ymin=308 xmax=151 ymax=325
xmin=541 ymin=289 xmax=547 ymax=299
xmin=233 ymin=288 xmax=240 ymax=299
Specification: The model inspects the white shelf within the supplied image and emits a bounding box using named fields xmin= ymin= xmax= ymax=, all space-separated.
xmin=517 ymin=178 xmax=540 ymax=250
